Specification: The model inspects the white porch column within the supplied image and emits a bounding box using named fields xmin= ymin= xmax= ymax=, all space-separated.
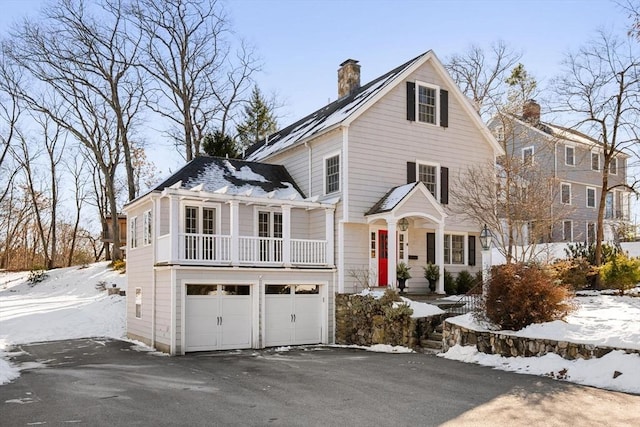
xmin=325 ymin=207 xmax=335 ymax=266
xmin=387 ymin=218 xmax=397 ymax=288
xmin=169 ymin=195 xmax=180 ymax=263
xmin=436 ymin=222 xmax=445 ymax=294
xmin=229 ymin=200 xmax=239 ymax=266
xmin=282 ymin=205 xmax=291 ymax=267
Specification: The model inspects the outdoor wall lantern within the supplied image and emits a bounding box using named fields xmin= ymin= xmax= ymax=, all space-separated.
xmin=397 ymin=218 xmax=409 ymax=232
xmin=480 ymin=224 xmax=492 ymax=250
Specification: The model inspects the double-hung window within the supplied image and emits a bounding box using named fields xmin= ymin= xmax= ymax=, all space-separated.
xmin=418 ymin=163 xmax=438 ymax=198
xmin=586 ymin=187 xmax=596 ymax=208
xmin=560 ymin=183 xmax=571 ymax=205
xmin=565 ymin=146 xmax=575 ymax=166
xmin=591 ymin=151 xmax=600 ymax=171
xmin=129 ymin=217 xmax=138 ymax=249
xmin=605 ymin=192 xmax=614 ymax=219
xmin=522 ymin=147 xmax=534 ymax=165
xmin=143 ymin=210 xmax=152 ymax=246
xmin=495 ymin=125 xmax=504 ymax=142
xmin=609 ymin=157 xmax=617 ymax=175
xmin=325 ymin=154 xmax=340 ymax=194
xmin=417 ymin=83 xmax=438 ymax=125
xmin=587 ymin=223 xmax=596 ymax=244
xmin=563 ymin=220 xmax=572 ymax=242
xmin=444 ymin=234 xmax=465 ymax=265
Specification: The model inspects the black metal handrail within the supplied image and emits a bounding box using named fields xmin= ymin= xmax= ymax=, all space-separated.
xmin=446 ymin=281 xmax=484 ymax=315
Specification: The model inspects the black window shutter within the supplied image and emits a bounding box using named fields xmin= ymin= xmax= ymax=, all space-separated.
xmin=406 ymin=82 xmax=416 ymax=121
xmin=440 ymin=166 xmax=449 ymax=204
xmin=426 ymin=233 xmax=436 ymax=264
xmin=468 ymin=235 xmax=476 ymax=266
xmin=440 ymin=89 xmax=449 ymax=128
xmin=407 ymin=162 xmax=416 ymax=183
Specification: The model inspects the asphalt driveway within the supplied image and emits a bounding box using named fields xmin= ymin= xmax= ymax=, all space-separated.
xmin=1 ymin=339 xmax=639 ymax=426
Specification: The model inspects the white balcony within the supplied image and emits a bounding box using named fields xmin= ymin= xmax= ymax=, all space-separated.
xmin=157 ymin=233 xmax=329 ymax=267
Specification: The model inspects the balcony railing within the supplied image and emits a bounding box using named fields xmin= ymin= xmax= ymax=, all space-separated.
xmin=158 ymin=233 xmax=328 ymax=266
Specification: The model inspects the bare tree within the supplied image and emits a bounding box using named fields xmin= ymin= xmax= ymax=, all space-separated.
xmin=446 ymin=40 xmax=521 ymax=119
xmin=11 ymin=115 xmax=65 ymax=269
xmin=64 ymin=148 xmax=89 ymax=266
xmin=1 ymin=0 xmax=149 ymax=259
xmin=129 ymin=0 xmax=260 ymax=160
xmin=553 ymin=31 xmax=640 ymax=267
xmin=0 ymin=51 xmax=22 ymax=206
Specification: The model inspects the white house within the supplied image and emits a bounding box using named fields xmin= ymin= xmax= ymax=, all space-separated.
xmin=124 ymin=50 xmax=503 ymax=354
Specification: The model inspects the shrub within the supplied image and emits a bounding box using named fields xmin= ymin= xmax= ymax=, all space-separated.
xmin=379 ymin=287 xmax=401 ymax=306
xmin=485 ymin=263 xmax=574 ymax=330
xmin=383 ymin=302 xmax=414 ymax=346
xmin=565 ymin=242 xmax=619 ymax=265
xmin=111 ymin=259 xmax=126 ymax=273
xmin=28 ymin=269 xmax=48 ymax=285
xmin=455 ymin=270 xmax=476 ymax=294
xmin=444 ymin=269 xmax=456 ymax=295
xmin=549 ymin=259 xmax=597 ymax=290
xmin=600 ymin=254 xmax=640 ymax=295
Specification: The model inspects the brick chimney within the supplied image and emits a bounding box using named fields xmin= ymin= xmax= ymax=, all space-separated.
xmin=522 ymin=99 xmax=541 ymax=124
xmin=338 ymin=59 xmax=360 ymax=98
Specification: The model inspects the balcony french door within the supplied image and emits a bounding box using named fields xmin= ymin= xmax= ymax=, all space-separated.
xmin=259 ymin=211 xmax=283 ymax=262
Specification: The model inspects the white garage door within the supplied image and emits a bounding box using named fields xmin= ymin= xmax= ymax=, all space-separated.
xmin=265 ymin=284 xmax=322 ymax=347
xmin=185 ymin=284 xmax=252 ymax=352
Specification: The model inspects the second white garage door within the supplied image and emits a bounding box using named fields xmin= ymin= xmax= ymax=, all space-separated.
xmin=264 ymin=284 xmax=322 ymax=347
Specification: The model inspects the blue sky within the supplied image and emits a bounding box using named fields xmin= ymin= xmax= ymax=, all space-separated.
xmin=1 ymin=0 xmax=629 ymax=125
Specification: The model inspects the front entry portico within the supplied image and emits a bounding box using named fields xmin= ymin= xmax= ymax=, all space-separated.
xmin=365 ymin=182 xmax=448 ymax=293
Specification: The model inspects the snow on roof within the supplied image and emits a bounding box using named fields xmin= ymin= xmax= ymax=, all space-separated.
xmin=365 ymin=182 xmax=418 ymax=215
xmin=149 ymin=156 xmax=306 ymax=201
xmin=245 ymin=53 xmax=427 ymax=161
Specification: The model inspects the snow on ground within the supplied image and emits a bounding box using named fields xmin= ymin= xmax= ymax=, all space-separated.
xmin=0 ymin=262 xmax=127 ymax=384
xmin=1 ymin=263 xmax=639 ymax=395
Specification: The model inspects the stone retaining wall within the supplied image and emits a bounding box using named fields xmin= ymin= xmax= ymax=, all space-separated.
xmin=443 ymin=321 xmax=640 ymax=360
xmin=335 ymin=293 xmax=445 ymax=349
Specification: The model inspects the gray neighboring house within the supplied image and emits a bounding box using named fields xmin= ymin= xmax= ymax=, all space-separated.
xmin=491 ymin=100 xmax=632 ymax=244
xmin=124 ymin=51 xmax=502 ymax=354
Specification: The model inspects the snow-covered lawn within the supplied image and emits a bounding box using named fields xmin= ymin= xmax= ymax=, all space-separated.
xmin=0 ymin=263 xmax=638 ymax=395
xmin=0 ymin=262 xmax=127 ymax=384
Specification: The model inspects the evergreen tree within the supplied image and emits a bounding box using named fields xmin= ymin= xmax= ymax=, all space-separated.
xmin=202 ymin=131 xmax=239 ymax=158
xmin=236 ymin=86 xmax=278 ymax=151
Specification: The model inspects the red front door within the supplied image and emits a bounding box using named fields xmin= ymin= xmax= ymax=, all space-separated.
xmin=378 ymin=230 xmax=388 ymax=286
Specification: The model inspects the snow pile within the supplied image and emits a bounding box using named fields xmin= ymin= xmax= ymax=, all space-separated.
xmin=399 ymin=297 xmax=444 ymax=317
xmin=442 ymin=345 xmax=640 ymax=395
xmin=0 ymin=262 xmax=127 ymax=384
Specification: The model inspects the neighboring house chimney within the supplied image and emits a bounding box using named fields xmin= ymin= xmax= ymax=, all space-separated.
xmin=338 ymin=59 xmax=360 ymax=98
xmin=523 ymin=99 xmax=541 ymax=124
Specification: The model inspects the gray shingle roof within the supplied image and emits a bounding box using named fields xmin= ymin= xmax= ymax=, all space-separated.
xmin=245 ymin=52 xmax=429 ymax=161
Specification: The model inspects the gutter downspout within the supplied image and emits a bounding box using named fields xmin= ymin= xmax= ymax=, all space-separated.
xmin=305 ymin=141 xmax=312 ymax=196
